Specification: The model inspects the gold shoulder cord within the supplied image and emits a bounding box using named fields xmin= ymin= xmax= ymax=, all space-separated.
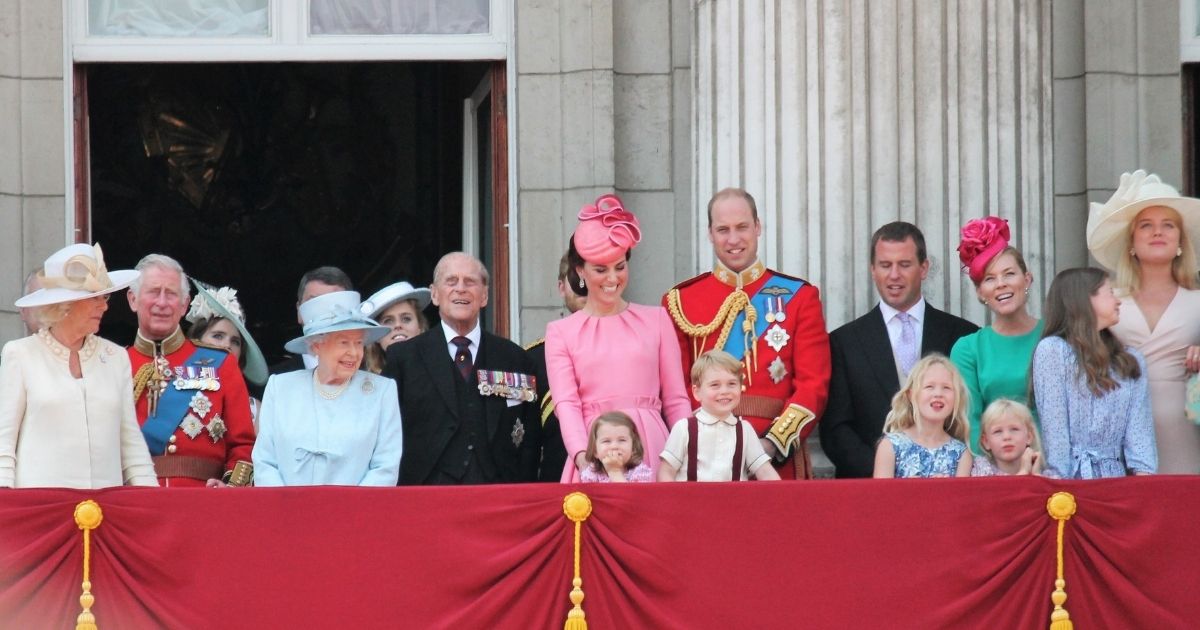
xmin=665 ymin=288 xmax=758 ymax=384
xmin=132 ymin=363 xmax=157 ymax=404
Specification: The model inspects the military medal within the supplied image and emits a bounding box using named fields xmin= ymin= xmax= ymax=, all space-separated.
xmin=765 ymin=299 xmax=777 ymax=323
xmin=769 ymin=356 xmax=788 ymax=384
xmin=765 ymin=324 xmax=790 ymax=353
xmin=206 ymin=414 xmax=227 ymax=442
xmin=189 ymin=391 xmax=213 ymax=418
xmin=772 ymin=297 xmax=786 ymax=322
xmin=181 ymin=413 xmax=204 ymax=439
xmin=511 ymin=418 xmax=526 ymax=447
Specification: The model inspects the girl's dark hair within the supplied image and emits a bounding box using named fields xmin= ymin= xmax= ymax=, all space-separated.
xmin=565 ymin=236 xmax=632 ymax=297
xmin=1037 ymin=267 xmax=1140 ymax=396
xmin=187 ymin=316 xmax=247 ymax=371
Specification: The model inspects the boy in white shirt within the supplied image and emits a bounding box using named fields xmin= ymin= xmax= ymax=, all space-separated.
xmin=658 ymin=350 xmax=781 ymax=481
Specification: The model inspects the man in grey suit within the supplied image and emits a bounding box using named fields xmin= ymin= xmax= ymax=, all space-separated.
xmin=820 ymin=222 xmax=978 ymax=478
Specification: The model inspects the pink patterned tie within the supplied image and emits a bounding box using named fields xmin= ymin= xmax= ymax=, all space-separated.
xmin=896 ymin=312 xmax=917 ymax=374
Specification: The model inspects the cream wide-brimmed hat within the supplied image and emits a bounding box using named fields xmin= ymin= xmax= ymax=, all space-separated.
xmin=1086 ymin=170 xmax=1200 ymax=271
xmin=285 ymin=291 xmax=390 ymax=355
xmin=15 ymin=243 xmax=139 ymax=308
xmin=186 ymin=281 xmax=269 ymax=387
xmin=359 ymin=281 xmax=431 ymax=320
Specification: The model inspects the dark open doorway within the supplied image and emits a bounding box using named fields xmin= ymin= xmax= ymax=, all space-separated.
xmin=84 ymin=60 xmax=497 ymax=363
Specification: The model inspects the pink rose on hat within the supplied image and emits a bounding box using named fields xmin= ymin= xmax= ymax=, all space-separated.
xmin=957 ymin=216 xmax=1011 ymax=284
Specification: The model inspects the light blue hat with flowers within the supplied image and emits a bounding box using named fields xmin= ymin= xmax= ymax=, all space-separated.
xmin=285 ymin=290 xmax=390 ymax=354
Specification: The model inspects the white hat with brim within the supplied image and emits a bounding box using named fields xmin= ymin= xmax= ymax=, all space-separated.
xmin=359 ymin=281 xmax=431 ymax=320
xmin=188 ymin=281 xmax=269 ymax=387
xmin=15 ymin=243 xmax=139 ymax=308
xmin=285 ymin=290 xmax=391 ymax=355
xmin=1087 ymin=170 xmax=1200 ymax=272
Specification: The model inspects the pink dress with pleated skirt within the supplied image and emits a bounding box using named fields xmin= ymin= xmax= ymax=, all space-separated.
xmin=545 ymin=303 xmax=692 ymax=482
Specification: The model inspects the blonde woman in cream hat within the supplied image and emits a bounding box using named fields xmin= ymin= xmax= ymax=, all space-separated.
xmin=0 ymin=243 xmax=158 ymax=488
xmin=1087 ymin=170 xmax=1200 ymax=473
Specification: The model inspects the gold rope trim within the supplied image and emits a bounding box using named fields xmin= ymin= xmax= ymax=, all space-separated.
xmin=665 ymin=288 xmax=757 ymax=384
xmin=563 ymin=492 xmax=593 ymax=630
xmin=74 ymin=500 xmax=103 ymax=630
xmin=132 ymin=362 xmax=157 ymax=405
xmin=1046 ymin=492 xmax=1076 ymax=630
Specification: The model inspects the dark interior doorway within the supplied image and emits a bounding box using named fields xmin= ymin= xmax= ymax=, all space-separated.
xmin=86 ymin=61 xmax=491 ymax=363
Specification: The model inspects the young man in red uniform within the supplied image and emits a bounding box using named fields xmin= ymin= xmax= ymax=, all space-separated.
xmin=663 ymin=188 xmax=831 ymax=478
xmin=126 ymin=254 xmax=256 ymax=487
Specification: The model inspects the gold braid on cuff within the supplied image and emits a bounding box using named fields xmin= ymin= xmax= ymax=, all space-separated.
xmin=766 ymin=403 xmax=815 ymax=458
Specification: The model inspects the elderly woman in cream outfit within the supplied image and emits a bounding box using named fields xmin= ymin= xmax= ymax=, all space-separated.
xmin=1088 ymin=170 xmax=1200 ymax=474
xmin=0 ymin=244 xmax=158 ymax=488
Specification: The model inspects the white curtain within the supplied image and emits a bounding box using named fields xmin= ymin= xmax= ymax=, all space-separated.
xmin=89 ymin=0 xmax=270 ymax=37
xmin=309 ymin=0 xmax=489 ymax=35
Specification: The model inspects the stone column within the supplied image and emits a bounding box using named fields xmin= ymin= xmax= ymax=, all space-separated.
xmin=514 ymin=0 xmax=692 ymax=342
xmin=0 ymin=0 xmax=66 ymax=342
xmin=1054 ymin=0 xmax=1182 ymax=268
xmin=693 ymin=0 xmax=1056 ymax=330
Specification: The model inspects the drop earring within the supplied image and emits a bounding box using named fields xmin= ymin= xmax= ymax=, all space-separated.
xmin=1178 ymin=247 xmax=1184 ymax=257
xmin=579 ymin=278 xmax=585 ymax=289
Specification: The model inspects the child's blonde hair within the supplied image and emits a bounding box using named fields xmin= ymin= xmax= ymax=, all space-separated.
xmin=978 ymin=399 xmax=1043 ymax=469
xmin=882 ymin=354 xmax=969 ymax=442
xmin=585 ymin=411 xmax=644 ymax=473
xmin=690 ymin=349 xmax=744 ymax=386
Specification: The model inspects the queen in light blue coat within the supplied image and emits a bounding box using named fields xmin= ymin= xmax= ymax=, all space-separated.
xmin=253 ymin=291 xmax=402 ymax=486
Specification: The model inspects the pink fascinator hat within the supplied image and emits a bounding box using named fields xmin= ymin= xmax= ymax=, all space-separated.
xmin=572 ymin=194 xmax=642 ymax=263
xmin=957 ymin=217 xmax=1011 ymax=284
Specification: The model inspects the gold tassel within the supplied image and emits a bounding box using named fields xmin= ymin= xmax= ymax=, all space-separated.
xmin=1046 ymin=492 xmax=1076 ymax=630
xmin=74 ymin=500 xmax=104 ymax=630
xmin=562 ymin=492 xmax=593 ymax=630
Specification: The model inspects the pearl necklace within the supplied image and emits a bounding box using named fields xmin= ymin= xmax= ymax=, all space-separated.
xmin=313 ymin=370 xmax=352 ymax=400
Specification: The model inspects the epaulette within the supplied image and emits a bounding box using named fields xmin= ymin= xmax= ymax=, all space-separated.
xmin=768 ymin=269 xmax=810 ymax=285
xmin=667 ymin=271 xmax=713 ymax=292
xmin=523 ymin=337 xmax=545 ymax=351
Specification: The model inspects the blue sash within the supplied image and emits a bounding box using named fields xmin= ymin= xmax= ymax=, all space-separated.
xmin=722 ymin=275 xmax=805 ymax=361
xmin=141 ymin=347 xmax=228 ymax=455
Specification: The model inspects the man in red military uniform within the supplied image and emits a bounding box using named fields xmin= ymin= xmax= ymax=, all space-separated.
xmin=126 ymin=254 xmax=255 ymax=487
xmin=663 ymin=188 xmax=831 ymax=478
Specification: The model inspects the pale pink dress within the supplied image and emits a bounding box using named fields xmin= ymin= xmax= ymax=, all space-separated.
xmin=545 ymin=303 xmax=692 ymax=482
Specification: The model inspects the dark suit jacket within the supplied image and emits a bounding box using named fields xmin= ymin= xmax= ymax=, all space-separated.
xmin=526 ymin=340 xmax=567 ymax=482
xmin=819 ymin=303 xmax=978 ymax=478
xmin=384 ymin=324 xmax=541 ymax=485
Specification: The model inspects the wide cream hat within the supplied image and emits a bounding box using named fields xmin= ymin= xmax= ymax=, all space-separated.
xmin=1086 ymin=170 xmax=1200 ymax=271
xmin=15 ymin=243 xmax=139 ymax=308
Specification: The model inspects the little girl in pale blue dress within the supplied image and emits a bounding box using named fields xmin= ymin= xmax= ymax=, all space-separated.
xmin=874 ymin=355 xmax=973 ymax=478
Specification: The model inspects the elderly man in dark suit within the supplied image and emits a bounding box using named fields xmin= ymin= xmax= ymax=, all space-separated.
xmin=385 ymin=252 xmax=541 ymax=484
xmin=819 ymin=222 xmax=978 ymax=478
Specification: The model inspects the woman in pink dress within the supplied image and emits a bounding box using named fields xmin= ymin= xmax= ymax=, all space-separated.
xmin=546 ymin=194 xmax=692 ymax=481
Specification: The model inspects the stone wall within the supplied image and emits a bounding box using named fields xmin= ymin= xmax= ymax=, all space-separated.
xmin=0 ymin=0 xmax=66 ymax=342
xmin=1053 ymin=0 xmax=1183 ymax=268
xmin=514 ymin=0 xmax=694 ymax=344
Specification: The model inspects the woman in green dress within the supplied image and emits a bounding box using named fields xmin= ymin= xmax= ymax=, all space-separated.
xmin=950 ymin=217 xmax=1043 ymax=454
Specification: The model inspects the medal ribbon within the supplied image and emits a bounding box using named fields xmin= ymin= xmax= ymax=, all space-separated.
xmin=140 ymin=347 xmax=228 ymax=455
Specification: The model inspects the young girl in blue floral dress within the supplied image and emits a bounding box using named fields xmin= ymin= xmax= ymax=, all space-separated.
xmin=873 ymin=354 xmax=973 ymax=478
xmin=1031 ymin=268 xmax=1156 ymax=478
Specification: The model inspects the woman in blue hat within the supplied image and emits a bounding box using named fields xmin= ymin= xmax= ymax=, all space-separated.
xmin=359 ymin=281 xmax=431 ymax=374
xmin=252 ymin=291 xmax=403 ymax=486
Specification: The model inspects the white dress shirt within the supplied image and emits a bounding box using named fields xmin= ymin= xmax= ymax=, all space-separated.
xmin=440 ymin=319 xmax=482 ymax=364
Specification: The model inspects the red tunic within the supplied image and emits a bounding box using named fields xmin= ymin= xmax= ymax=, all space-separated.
xmin=663 ymin=261 xmax=831 ymax=479
xmin=129 ymin=330 xmax=256 ymax=487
